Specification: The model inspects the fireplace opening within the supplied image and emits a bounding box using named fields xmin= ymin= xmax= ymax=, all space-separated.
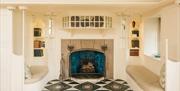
xmin=80 ymin=58 xmax=95 ymax=73
xmin=69 ymin=49 xmax=105 ymax=78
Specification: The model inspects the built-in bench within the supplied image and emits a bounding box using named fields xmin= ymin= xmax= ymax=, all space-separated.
xmin=24 ymin=65 xmax=49 ymax=91
xmin=25 ymin=65 xmax=48 ymax=84
xmin=126 ymin=65 xmax=164 ymax=91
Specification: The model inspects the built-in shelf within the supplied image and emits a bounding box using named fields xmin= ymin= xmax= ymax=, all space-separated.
xmin=130 ymin=29 xmax=140 ymax=49
xmin=34 ymin=37 xmax=46 ymax=39
xmin=63 ymin=16 xmax=112 ymax=29
xmin=130 ymin=49 xmax=139 ymax=56
xmin=129 ymin=21 xmax=140 ymax=56
xmin=33 ymin=28 xmax=46 ymax=58
xmin=34 ymin=48 xmax=45 ymax=50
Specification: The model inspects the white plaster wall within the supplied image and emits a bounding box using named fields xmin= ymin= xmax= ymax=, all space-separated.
xmin=178 ymin=4 xmax=180 ymax=61
xmin=142 ymin=17 xmax=163 ymax=76
xmin=141 ymin=5 xmax=180 ymax=76
xmin=164 ymin=4 xmax=180 ymax=91
xmin=42 ymin=11 xmax=129 ymax=80
xmin=25 ymin=14 xmax=49 ymax=65
xmin=23 ymin=10 xmax=129 ymax=80
xmin=144 ymin=18 xmax=159 ymax=55
xmin=128 ymin=56 xmax=143 ymax=65
xmin=160 ymin=5 xmax=180 ymax=61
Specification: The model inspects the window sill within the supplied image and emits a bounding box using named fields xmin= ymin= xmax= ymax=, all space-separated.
xmin=144 ymin=53 xmax=160 ymax=61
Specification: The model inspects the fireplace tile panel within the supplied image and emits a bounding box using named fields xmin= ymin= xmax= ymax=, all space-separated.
xmin=70 ymin=50 xmax=105 ymax=78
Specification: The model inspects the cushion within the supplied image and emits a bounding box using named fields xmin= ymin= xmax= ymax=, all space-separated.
xmin=159 ymin=63 xmax=165 ymax=89
xmin=126 ymin=65 xmax=163 ymax=91
xmin=25 ymin=65 xmax=48 ymax=84
xmin=25 ymin=65 xmax=32 ymax=80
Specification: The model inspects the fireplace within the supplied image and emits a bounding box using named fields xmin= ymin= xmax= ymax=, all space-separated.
xmin=61 ymin=39 xmax=113 ymax=79
xmin=69 ymin=49 xmax=105 ymax=78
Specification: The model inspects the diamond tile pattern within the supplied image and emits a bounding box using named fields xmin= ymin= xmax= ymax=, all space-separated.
xmin=103 ymin=81 xmax=129 ymax=91
xmin=43 ymin=79 xmax=133 ymax=91
xmin=45 ymin=82 xmax=71 ymax=91
xmin=74 ymin=82 xmax=100 ymax=91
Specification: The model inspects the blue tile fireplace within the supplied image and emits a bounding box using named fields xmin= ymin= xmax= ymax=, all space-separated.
xmin=69 ymin=49 xmax=106 ymax=78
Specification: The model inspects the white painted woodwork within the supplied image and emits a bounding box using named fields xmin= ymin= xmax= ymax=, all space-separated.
xmin=0 ymin=8 xmax=24 ymax=91
xmin=166 ymin=60 xmax=180 ymax=91
xmin=0 ymin=0 xmax=163 ymax=4
xmin=63 ymin=16 xmax=112 ymax=29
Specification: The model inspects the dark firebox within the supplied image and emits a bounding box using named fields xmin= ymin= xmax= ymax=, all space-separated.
xmin=69 ymin=49 xmax=105 ymax=78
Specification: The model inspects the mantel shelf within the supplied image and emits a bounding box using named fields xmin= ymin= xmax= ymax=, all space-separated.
xmin=64 ymin=27 xmax=113 ymax=30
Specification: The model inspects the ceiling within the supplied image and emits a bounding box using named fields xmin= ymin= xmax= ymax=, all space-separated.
xmin=0 ymin=0 xmax=166 ymax=4
xmin=0 ymin=0 xmax=175 ymax=16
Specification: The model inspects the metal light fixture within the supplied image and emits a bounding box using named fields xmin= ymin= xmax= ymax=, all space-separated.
xmin=132 ymin=20 xmax=136 ymax=28
xmin=45 ymin=12 xmax=56 ymax=38
xmin=101 ymin=40 xmax=108 ymax=52
xmin=67 ymin=40 xmax=74 ymax=52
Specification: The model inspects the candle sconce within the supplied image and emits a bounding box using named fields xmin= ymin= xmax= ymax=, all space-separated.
xmin=67 ymin=45 xmax=74 ymax=52
xmin=132 ymin=20 xmax=136 ymax=28
xmin=101 ymin=44 xmax=108 ymax=52
xmin=101 ymin=40 xmax=108 ymax=52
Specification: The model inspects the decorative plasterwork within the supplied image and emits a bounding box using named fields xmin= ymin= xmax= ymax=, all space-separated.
xmin=0 ymin=0 xmax=164 ymax=4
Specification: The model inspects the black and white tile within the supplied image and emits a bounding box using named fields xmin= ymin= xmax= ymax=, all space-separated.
xmin=42 ymin=79 xmax=133 ymax=91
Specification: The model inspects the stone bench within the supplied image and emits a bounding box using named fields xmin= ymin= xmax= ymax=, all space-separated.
xmin=25 ymin=65 xmax=48 ymax=84
xmin=126 ymin=65 xmax=164 ymax=91
xmin=24 ymin=65 xmax=49 ymax=91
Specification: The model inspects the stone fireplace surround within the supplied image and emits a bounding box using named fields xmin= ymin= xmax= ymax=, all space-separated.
xmin=61 ymin=39 xmax=113 ymax=79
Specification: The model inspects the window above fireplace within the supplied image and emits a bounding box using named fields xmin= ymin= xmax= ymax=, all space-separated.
xmin=62 ymin=16 xmax=112 ymax=30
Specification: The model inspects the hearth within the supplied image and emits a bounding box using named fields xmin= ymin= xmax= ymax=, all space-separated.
xmin=43 ymin=79 xmax=132 ymax=91
xmin=69 ymin=49 xmax=105 ymax=78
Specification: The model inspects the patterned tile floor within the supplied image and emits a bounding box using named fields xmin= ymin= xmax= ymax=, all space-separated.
xmin=42 ymin=79 xmax=133 ymax=91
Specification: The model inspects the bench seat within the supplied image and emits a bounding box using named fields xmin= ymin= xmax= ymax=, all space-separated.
xmin=25 ymin=65 xmax=48 ymax=84
xmin=126 ymin=65 xmax=164 ymax=91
